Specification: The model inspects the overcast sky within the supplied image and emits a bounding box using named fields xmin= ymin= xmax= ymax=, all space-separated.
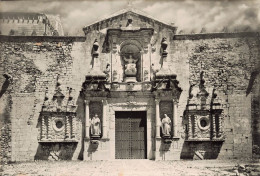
xmin=1 ymin=0 xmax=260 ymax=35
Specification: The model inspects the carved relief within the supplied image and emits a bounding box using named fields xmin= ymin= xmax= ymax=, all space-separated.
xmin=185 ymin=72 xmax=224 ymax=142
xmin=39 ymin=77 xmax=78 ymax=142
xmin=40 ymin=115 xmax=78 ymax=142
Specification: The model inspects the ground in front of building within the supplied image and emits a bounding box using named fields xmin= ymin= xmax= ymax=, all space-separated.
xmin=1 ymin=160 xmax=260 ymax=176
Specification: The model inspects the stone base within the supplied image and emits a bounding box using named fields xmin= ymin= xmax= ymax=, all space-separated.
xmin=124 ymin=76 xmax=137 ymax=83
xmin=84 ymin=138 xmax=111 ymax=160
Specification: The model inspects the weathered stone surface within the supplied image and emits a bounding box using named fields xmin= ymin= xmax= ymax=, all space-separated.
xmin=0 ymin=9 xmax=259 ymax=162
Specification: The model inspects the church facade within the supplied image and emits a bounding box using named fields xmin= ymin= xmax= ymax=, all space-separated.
xmin=0 ymin=7 xmax=259 ymax=162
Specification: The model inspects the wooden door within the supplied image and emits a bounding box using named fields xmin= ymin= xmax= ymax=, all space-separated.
xmin=115 ymin=111 xmax=147 ymax=159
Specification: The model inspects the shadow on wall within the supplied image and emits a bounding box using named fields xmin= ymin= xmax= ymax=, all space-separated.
xmin=0 ymin=73 xmax=12 ymax=99
xmin=180 ymin=141 xmax=223 ymax=160
xmin=77 ymin=93 xmax=85 ymax=160
xmin=34 ymin=143 xmax=78 ymax=160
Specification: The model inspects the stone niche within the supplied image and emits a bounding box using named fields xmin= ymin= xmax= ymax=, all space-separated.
xmin=39 ymin=78 xmax=78 ymax=142
xmin=106 ymin=23 xmax=154 ymax=83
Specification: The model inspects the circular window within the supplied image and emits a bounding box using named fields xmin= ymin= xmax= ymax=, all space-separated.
xmin=53 ymin=118 xmax=64 ymax=132
xmin=197 ymin=116 xmax=210 ymax=130
xmin=200 ymin=119 xmax=207 ymax=127
xmin=56 ymin=121 xmax=63 ymax=129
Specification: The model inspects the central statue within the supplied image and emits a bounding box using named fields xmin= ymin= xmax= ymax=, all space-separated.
xmin=123 ymin=54 xmax=138 ymax=82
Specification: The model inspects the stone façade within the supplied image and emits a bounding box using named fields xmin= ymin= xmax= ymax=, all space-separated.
xmin=0 ymin=8 xmax=260 ymax=162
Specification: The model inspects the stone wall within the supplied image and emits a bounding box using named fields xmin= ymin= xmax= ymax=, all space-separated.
xmin=172 ymin=33 xmax=260 ymax=159
xmin=0 ymin=31 xmax=259 ymax=161
xmin=0 ymin=36 xmax=86 ymax=162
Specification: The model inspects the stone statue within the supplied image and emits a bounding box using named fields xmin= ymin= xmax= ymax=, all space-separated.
xmin=123 ymin=54 xmax=138 ymax=76
xmin=161 ymin=114 xmax=171 ymax=136
xmin=90 ymin=114 xmax=101 ymax=136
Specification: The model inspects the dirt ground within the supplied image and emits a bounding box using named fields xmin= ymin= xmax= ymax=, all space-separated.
xmin=1 ymin=160 xmax=260 ymax=176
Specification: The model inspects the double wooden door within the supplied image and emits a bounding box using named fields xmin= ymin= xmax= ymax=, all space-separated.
xmin=115 ymin=111 xmax=147 ymax=159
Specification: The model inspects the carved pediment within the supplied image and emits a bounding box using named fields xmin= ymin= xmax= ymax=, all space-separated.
xmin=42 ymin=76 xmax=77 ymax=113
xmin=187 ymin=72 xmax=222 ymax=110
xmin=83 ymin=8 xmax=177 ymax=34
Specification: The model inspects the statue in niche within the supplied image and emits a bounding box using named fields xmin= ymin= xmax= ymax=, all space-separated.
xmin=161 ymin=114 xmax=171 ymax=136
xmin=124 ymin=54 xmax=138 ymax=76
xmin=123 ymin=54 xmax=138 ymax=82
xmin=90 ymin=114 xmax=101 ymax=136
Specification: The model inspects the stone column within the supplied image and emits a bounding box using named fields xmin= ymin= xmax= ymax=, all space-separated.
xmin=41 ymin=116 xmax=46 ymax=140
xmin=71 ymin=115 xmax=76 ymax=139
xmin=85 ymin=100 xmax=90 ymax=139
xmin=219 ymin=112 xmax=224 ymax=138
xmin=155 ymin=99 xmax=160 ymax=138
xmin=102 ymin=99 xmax=108 ymax=138
xmin=47 ymin=117 xmax=52 ymax=139
xmin=173 ymin=100 xmax=178 ymax=137
xmin=188 ymin=115 xmax=192 ymax=139
xmin=212 ymin=115 xmax=216 ymax=139
xmin=194 ymin=115 xmax=198 ymax=138
xmin=65 ymin=115 xmax=70 ymax=139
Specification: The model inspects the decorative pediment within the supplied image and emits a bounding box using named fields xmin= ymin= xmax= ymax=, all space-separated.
xmin=187 ymin=72 xmax=222 ymax=110
xmin=83 ymin=7 xmax=177 ymax=34
xmin=42 ymin=76 xmax=77 ymax=113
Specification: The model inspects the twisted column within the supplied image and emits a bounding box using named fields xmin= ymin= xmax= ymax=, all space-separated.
xmin=194 ymin=115 xmax=198 ymax=138
xmin=65 ymin=116 xmax=70 ymax=139
xmin=47 ymin=117 xmax=52 ymax=139
xmin=219 ymin=112 xmax=224 ymax=138
xmin=188 ymin=115 xmax=192 ymax=139
xmin=41 ymin=116 xmax=46 ymax=140
xmin=71 ymin=116 xmax=76 ymax=139
xmin=212 ymin=115 xmax=216 ymax=139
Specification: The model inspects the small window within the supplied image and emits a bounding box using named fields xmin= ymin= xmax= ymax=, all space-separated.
xmin=56 ymin=121 xmax=63 ymax=129
xmin=197 ymin=116 xmax=210 ymax=130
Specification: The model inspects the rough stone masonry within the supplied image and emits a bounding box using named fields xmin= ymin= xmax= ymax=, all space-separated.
xmin=0 ymin=8 xmax=260 ymax=163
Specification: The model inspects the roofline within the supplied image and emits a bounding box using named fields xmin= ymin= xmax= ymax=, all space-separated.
xmin=173 ymin=32 xmax=260 ymax=40
xmin=83 ymin=9 xmax=177 ymax=32
xmin=0 ymin=35 xmax=86 ymax=42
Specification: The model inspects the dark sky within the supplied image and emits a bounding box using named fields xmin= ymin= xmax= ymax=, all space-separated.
xmin=1 ymin=0 xmax=260 ymax=35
